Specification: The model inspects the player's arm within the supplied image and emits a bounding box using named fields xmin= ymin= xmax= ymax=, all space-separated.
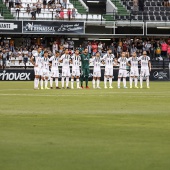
xmin=148 ymin=61 xmax=151 ymax=72
xmin=59 ymin=55 xmax=63 ymax=63
xmin=126 ymin=58 xmax=131 ymax=66
xmin=30 ymin=56 xmax=36 ymax=66
xmin=101 ymin=55 xmax=106 ymax=64
xmin=113 ymin=58 xmax=118 ymax=66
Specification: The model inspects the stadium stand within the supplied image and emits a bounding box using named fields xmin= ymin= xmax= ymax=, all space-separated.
xmin=121 ymin=0 xmax=170 ymax=21
xmin=1 ymin=0 xmax=103 ymax=21
xmin=0 ymin=0 xmax=14 ymax=19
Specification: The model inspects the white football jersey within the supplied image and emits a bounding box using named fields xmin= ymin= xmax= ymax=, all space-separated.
xmin=128 ymin=57 xmax=139 ymax=69
xmin=42 ymin=57 xmax=49 ymax=70
xmin=34 ymin=56 xmax=42 ymax=68
xmin=71 ymin=54 xmax=81 ymax=69
xmin=118 ymin=57 xmax=128 ymax=70
xmin=60 ymin=54 xmax=70 ymax=69
xmin=91 ymin=57 xmax=101 ymax=71
xmin=49 ymin=56 xmax=59 ymax=70
xmin=139 ymin=55 xmax=150 ymax=69
xmin=103 ymin=53 xmax=115 ymax=68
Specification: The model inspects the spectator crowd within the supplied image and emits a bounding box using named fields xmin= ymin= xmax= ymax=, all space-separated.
xmin=7 ymin=0 xmax=76 ymax=20
xmin=0 ymin=37 xmax=170 ymax=69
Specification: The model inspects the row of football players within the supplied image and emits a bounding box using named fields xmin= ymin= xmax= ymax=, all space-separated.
xmin=30 ymin=47 xmax=151 ymax=89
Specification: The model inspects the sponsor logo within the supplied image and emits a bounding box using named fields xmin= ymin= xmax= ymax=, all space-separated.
xmin=153 ymin=71 xmax=168 ymax=80
xmin=0 ymin=23 xmax=18 ymax=30
xmin=0 ymin=70 xmax=31 ymax=80
xmin=24 ymin=22 xmax=55 ymax=32
xmin=57 ymin=23 xmax=82 ymax=32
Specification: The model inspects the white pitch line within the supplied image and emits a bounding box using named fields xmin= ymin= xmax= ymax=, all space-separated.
xmin=0 ymin=93 xmax=169 ymax=97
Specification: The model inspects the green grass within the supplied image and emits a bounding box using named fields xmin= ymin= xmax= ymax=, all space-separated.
xmin=0 ymin=81 xmax=170 ymax=170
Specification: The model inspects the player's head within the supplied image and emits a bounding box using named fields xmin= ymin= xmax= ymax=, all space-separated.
xmin=64 ymin=48 xmax=69 ymax=54
xmin=132 ymin=52 xmax=136 ymax=57
xmin=107 ymin=48 xmax=112 ymax=54
xmin=37 ymin=47 xmax=42 ymax=53
xmin=96 ymin=51 xmax=100 ymax=57
xmin=55 ymin=51 xmax=60 ymax=57
xmin=143 ymin=51 xmax=147 ymax=56
xmin=121 ymin=52 xmax=125 ymax=57
xmin=84 ymin=48 xmax=88 ymax=54
xmin=44 ymin=50 xmax=48 ymax=57
xmin=75 ymin=49 xmax=79 ymax=55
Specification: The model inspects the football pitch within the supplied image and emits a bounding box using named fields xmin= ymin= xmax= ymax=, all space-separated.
xmin=0 ymin=81 xmax=170 ymax=170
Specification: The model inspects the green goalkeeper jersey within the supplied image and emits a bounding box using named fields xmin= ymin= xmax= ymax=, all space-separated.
xmin=80 ymin=53 xmax=90 ymax=69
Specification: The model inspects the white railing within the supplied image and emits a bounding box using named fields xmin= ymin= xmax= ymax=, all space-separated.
xmin=106 ymin=0 xmax=118 ymax=14
xmin=78 ymin=0 xmax=89 ymax=12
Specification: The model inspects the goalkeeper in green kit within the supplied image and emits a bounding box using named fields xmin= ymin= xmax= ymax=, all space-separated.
xmin=80 ymin=48 xmax=90 ymax=89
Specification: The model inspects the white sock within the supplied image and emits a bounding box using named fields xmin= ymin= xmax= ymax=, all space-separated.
xmin=109 ymin=77 xmax=112 ymax=87
xmin=66 ymin=77 xmax=69 ymax=87
xmin=104 ymin=76 xmax=107 ymax=87
xmin=130 ymin=77 xmax=133 ymax=87
xmin=97 ymin=79 xmax=100 ymax=87
xmin=76 ymin=79 xmax=79 ymax=88
xmin=55 ymin=78 xmax=58 ymax=87
xmin=93 ymin=79 xmax=95 ymax=88
xmin=123 ymin=78 xmax=126 ymax=87
xmin=45 ymin=79 xmax=48 ymax=88
xmin=140 ymin=76 xmax=143 ymax=87
xmin=50 ymin=78 xmax=53 ymax=87
xmin=118 ymin=77 xmax=121 ymax=87
xmin=71 ymin=78 xmax=74 ymax=88
xmin=34 ymin=78 xmax=36 ymax=88
xmin=37 ymin=78 xmax=39 ymax=88
xmin=134 ymin=77 xmax=138 ymax=87
xmin=146 ymin=76 xmax=149 ymax=87
xmin=41 ymin=79 xmax=43 ymax=88
xmin=62 ymin=77 xmax=65 ymax=87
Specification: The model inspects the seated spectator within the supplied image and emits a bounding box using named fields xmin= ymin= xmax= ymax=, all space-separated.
xmin=43 ymin=0 xmax=47 ymax=9
xmin=22 ymin=47 xmax=28 ymax=69
xmin=167 ymin=44 xmax=170 ymax=59
xmin=131 ymin=44 xmax=138 ymax=54
xmin=60 ymin=9 xmax=64 ymax=20
xmin=72 ymin=8 xmax=76 ymax=20
xmin=26 ymin=4 xmax=31 ymax=14
xmin=28 ymin=49 xmax=32 ymax=58
xmin=56 ymin=2 xmax=61 ymax=12
xmin=67 ymin=8 xmax=71 ymax=20
xmin=63 ymin=41 xmax=69 ymax=49
xmin=48 ymin=0 xmax=55 ymax=9
xmin=125 ymin=49 xmax=130 ymax=58
xmin=15 ymin=0 xmax=22 ymax=8
xmin=161 ymin=40 xmax=168 ymax=57
xmin=55 ymin=11 xmax=60 ymax=19
xmin=133 ymin=0 xmax=138 ymax=13
xmin=18 ymin=48 xmax=23 ymax=64
xmin=149 ymin=44 xmax=155 ymax=60
xmin=9 ymin=0 xmax=14 ymax=8
xmin=155 ymin=44 xmax=161 ymax=59
xmin=98 ymin=42 xmax=103 ymax=54
xmin=36 ymin=0 xmax=42 ymax=14
xmin=0 ymin=49 xmax=8 ymax=69
xmin=164 ymin=0 xmax=169 ymax=6
xmin=138 ymin=0 xmax=144 ymax=11
xmin=31 ymin=4 xmax=37 ymax=20
xmin=62 ymin=0 xmax=67 ymax=9
xmin=59 ymin=43 xmax=64 ymax=54
xmin=92 ymin=42 xmax=98 ymax=55
xmin=117 ymin=44 xmax=122 ymax=58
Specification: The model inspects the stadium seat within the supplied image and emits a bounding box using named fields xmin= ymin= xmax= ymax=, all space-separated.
xmin=150 ymin=16 xmax=155 ymax=20
xmin=155 ymin=15 xmax=161 ymax=21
